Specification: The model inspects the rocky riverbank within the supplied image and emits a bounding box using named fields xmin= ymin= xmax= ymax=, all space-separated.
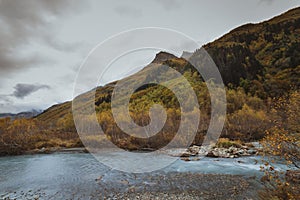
xmin=165 ymin=141 xmax=262 ymax=161
xmin=4 ymin=140 xmax=262 ymax=159
xmin=105 ymin=173 xmax=261 ymax=200
xmin=1 ymin=173 xmax=261 ymax=200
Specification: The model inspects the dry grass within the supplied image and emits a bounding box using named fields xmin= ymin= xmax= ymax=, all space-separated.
xmin=216 ymin=138 xmax=243 ymax=148
xmin=0 ymin=126 xmax=82 ymax=155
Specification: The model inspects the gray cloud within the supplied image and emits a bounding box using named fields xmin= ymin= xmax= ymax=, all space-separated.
xmin=12 ymin=83 xmax=50 ymax=99
xmin=0 ymin=94 xmax=12 ymax=104
xmin=43 ymin=35 xmax=85 ymax=52
xmin=0 ymin=0 xmax=87 ymax=75
xmin=114 ymin=5 xmax=143 ymax=18
xmin=259 ymin=0 xmax=275 ymax=5
xmin=154 ymin=0 xmax=181 ymax=11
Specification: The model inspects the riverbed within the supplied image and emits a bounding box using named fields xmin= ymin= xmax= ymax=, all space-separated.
xmin=0 ymin=152 xmax=290 ymax=199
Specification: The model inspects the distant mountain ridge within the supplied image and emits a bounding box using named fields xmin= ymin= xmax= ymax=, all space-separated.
xmin=0 ymin=110 xmax=42 ymax=119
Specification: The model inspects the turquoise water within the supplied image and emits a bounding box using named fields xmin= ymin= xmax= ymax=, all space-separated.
xmin=0 ymin=152 xmax=290 ymax=199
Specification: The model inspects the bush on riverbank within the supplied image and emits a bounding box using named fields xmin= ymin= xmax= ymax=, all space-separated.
xmin=259 ymin=91 xmax=300 ymax=200
xmin=0 ymin=90 xmax=297 ymax=156
xmin=216 ymin=138 xmax=242 ymax=148
xmin=0 ymin=118 xmax=82 ymax=156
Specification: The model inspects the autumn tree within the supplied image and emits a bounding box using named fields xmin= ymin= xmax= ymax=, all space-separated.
xmin=260 ymin=91 xmax=300 ymax=200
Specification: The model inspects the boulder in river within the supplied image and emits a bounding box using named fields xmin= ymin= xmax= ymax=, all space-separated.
xmin=247 ymin=149 xmax=257 ymax=155
xmin=187 ymin=145 xmax=200 ymax=156
xmin=180 ymin=152 xmax=193 ymax=158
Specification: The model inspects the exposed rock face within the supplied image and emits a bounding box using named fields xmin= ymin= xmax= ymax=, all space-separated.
xmin=181 ymin=51 xmax=193 ymax=60
xmin=151 ymin=51 xmax=177 ymax=64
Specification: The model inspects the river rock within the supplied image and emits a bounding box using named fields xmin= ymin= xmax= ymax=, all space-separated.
xmin=181 ymin=157 xmax=201 ymax=161
xmin=180 ymin=152 xmax=192 ymax=157
xmin=177 ymin=142 xmax=258 ymax=159
xmin=180 ymin=145 xmax=202 ymax=157
xmin=250 ymin=142 xmax=263 ymax=149
xmin=205 ymin=144 xmax=257 ymax=158
xmin=228 ymin=146 xmax=238 ymax=153
xmin=187 ymin=145 xmax=200 ymax=156
xmin=181 ymin=157 xmax=191 ymax=161
xmin=207 ymin=148 xmax=231 ymax=158
xmin=206 ymin=151 xmax=218 ymax=158
xmin=37 ymin=147 xmax=46 ymax=153
xmin=237 ymin=149 xmax=245 ymax=155
xmin=198 ymin=145 xmax=213 ymax=156
xmin=247 ymin=149 xmax=257 ymax=155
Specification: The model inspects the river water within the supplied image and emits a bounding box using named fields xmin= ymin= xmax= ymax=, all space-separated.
xmin=0 ymin=152 xmax=290 ymax=199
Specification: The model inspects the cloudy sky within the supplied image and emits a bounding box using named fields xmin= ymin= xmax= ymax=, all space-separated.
xmin=0 ymin=0 xmax=299 ymax=113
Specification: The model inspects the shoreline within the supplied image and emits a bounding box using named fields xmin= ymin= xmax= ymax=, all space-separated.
xmin=1 ymin=172 xmax=263 ymax=200
xmin=24 ymin=147 xmax=89 ymax=155
xmin=0 ymin=141 xmax=263 ymax=158
xmin=0 ymin=147 xmax=88 ymax=157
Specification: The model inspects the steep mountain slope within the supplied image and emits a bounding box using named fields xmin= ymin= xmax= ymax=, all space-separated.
xmin=200 ymin=7 xmax=300 ymax=97
xmin=37 ymin=7 xmax=300 ymax=131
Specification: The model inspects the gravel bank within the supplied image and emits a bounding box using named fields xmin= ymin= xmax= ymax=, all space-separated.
xmin=1 ymin=173 xmax=262 ymax=200
xmin=105 ymin=173 xmax=261 ymax=200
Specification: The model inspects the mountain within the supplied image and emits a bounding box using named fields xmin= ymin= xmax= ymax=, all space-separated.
xmin=151 ymin=51 xmax=177 ymax=63
xmin=0 ymin=110 xmax=41 ymax=119
xmin=35 ymin=7 xmax=300 ymax=145
xmin=181 ymin=51 xmax=193 ymax=60
xmin=207 ymin=7 xmax=299 ymax=96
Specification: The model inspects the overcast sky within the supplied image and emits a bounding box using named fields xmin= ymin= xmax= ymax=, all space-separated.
xmin=0 ymin=0 xmax=299 ymax=113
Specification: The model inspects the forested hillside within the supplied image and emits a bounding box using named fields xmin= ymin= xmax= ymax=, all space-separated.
xmin=0 ymin=7 xmax=299 ymax=155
